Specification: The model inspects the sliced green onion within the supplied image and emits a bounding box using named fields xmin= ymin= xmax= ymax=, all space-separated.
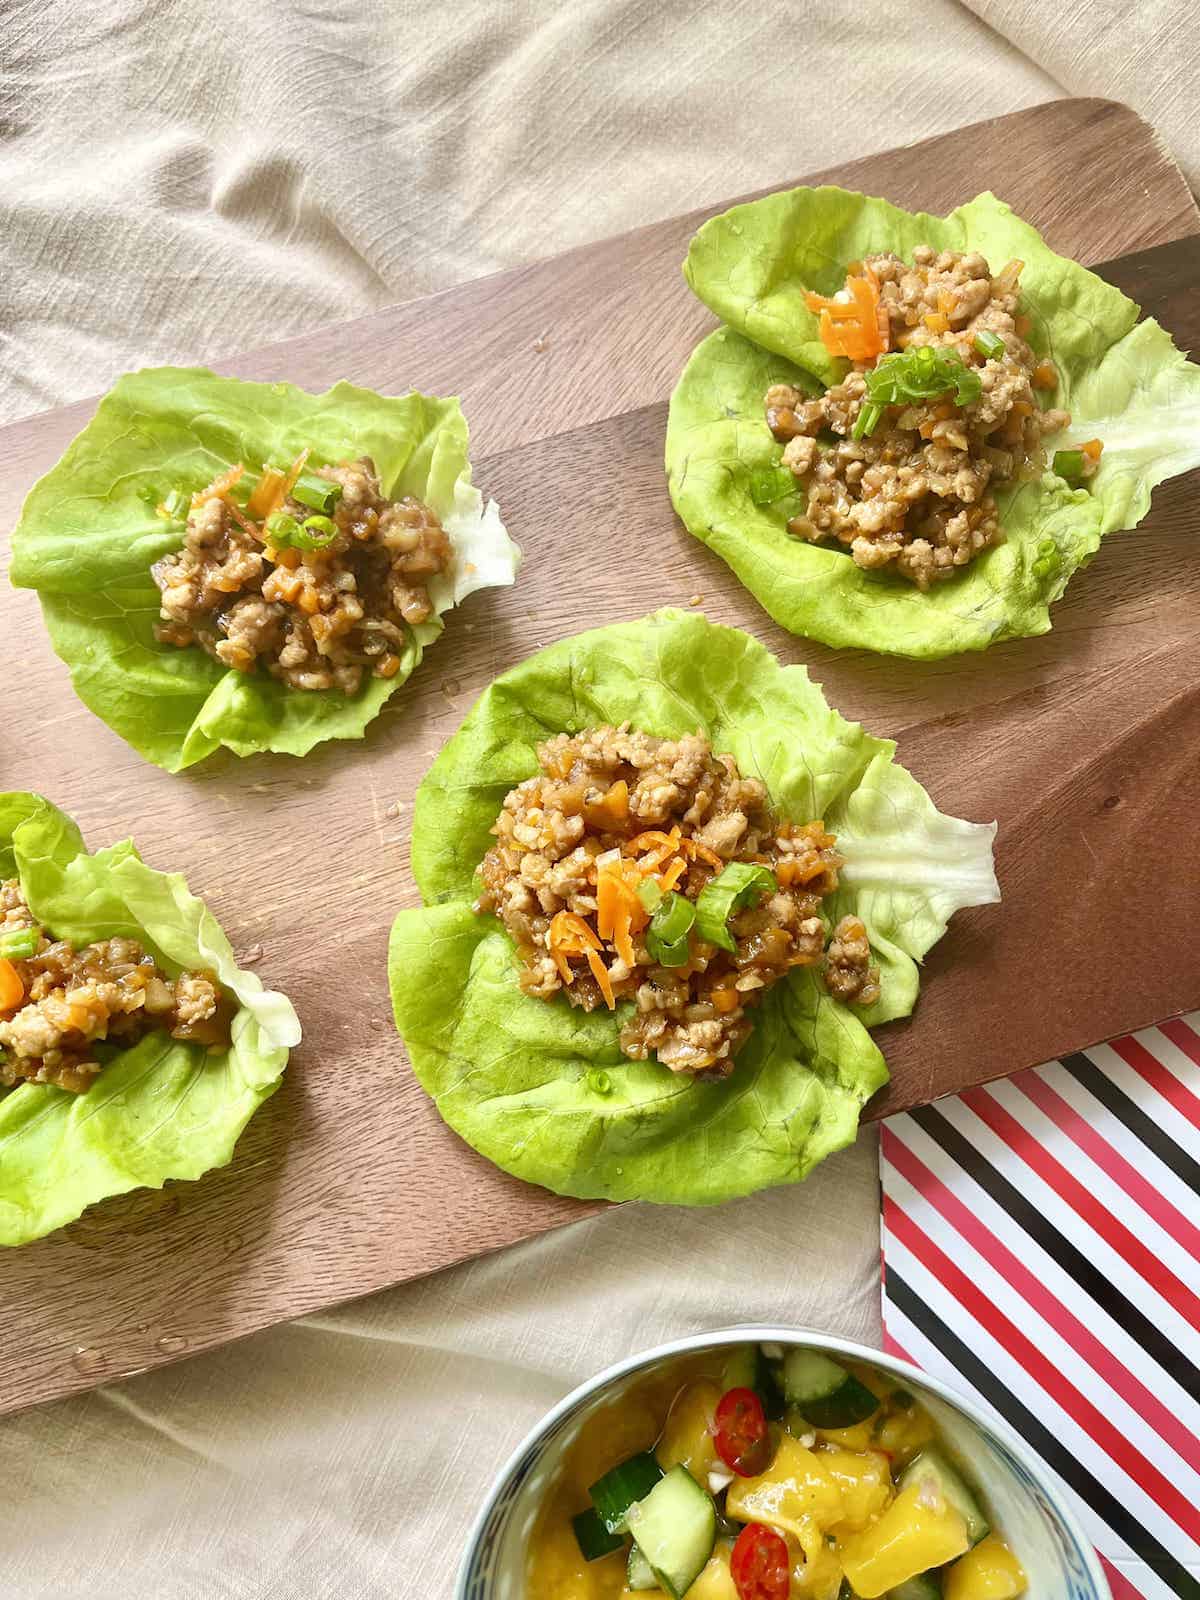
xmin=864 ymin=346 xmax=982 ymax=411
xmin=973 ymin=329 xmax=1006 ymax=360
xmin=695 ymin=862 xmax=777 ymax=953
xmin=749 ymin=466 xmax=796 ymax=505
xmin=290 ymin=473 xmax=343 ymax=514
xmin=1052 ymin=449 xmax=1085 ymax=485
xmin=646 ymin=892 xmax=695 ymax=967
xmin=851 ymin=401 xmax=884 ymax=440
xmin=586 ymin=1067 xmax=613 ymax=1096
xmin=0 ymin=927 xmax=40 ymax=960
xmin=265 ymin=512 xmax=301 ymax=547
xmin=636 ymin=878 xmax=664 ymax=914
xmin=265 ymin=512 xmax=340 ymax=552
xmin=158 ymin=489 xmax=190 ymax=520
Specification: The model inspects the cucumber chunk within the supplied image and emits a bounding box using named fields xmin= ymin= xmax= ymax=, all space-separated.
xmin=590 ymin=1451 xmax=665 ymax=1533
xmin=779 ymin=1350 xmax=879 ymax=1429
xmin=720 ymin=1344 xmax=785 ymax=1419
xmin=572 ymin=1506 xmax=625 ymax=1562
xmin=627 ymin=1542 xmax=660 ymax=1590
xmin=899 ymin=1447 xmax=991 ymax=1547
xmin=625 ymin=1464 xmax=717 ymax=1600
xmin=888 ymin=1574 xmax=944 ymax=1600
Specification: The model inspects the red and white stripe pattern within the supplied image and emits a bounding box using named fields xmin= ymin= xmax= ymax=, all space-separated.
xmin=880 ymin=1014 xmax=1200 ymax=1600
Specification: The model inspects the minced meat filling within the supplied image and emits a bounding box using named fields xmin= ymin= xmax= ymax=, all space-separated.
xmin=768 ymin=246 xmax=1086 ymax=590
xmin=475 ymin=727 xmax=881 ymax=1077
xmin=0 ymin=880 xmax=232 ymax=1094
xmin=152 ymin=456 xmax=452 ymax=694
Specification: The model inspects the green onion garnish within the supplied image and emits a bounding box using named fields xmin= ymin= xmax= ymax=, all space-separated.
xmin=646 ymin=892 xmax=695 ymax=967
xmin=0 ymin=927 xmax=40 ymax=960
xmin=265 ymin=512 xmax=340 ymax=552
xmin=851 ymin=402 xmax=884 ymax=440
xmin=636 ymin=878 xmax=664 ymax=914
xmin=695 ymin=862 xmax=777 ymax=954
xmin=290 ymin=474 xmax=343 ymax=514
xmin=158 ymin=489 xmax=190 ymax=520
xmin=864 ymin=346 xmax=983 ymax=412
xmin=1052 ymin=449 xmax=1085 ymax=484
xmin=749 ymin=466 xmax=797 ymax=506
xmin=973 ymin=330 xmax=1006 ymax=360
xmin=586 ymin=1068 xmax=613 ymax=1096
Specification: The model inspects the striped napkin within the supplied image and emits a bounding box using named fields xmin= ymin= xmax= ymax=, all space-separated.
xmin=880 ymin=1014 xmax=1200 ymax=1600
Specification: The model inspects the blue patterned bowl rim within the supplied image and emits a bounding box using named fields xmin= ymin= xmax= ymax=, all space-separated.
xmin=456 ymin=1322 xmax=1110 ymax=1600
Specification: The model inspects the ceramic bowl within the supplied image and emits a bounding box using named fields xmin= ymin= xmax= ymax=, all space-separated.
xmin=458 ymin=1324 xmax=1109 ymax=1600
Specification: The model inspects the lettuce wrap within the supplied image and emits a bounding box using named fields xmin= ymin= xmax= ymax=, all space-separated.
xmin=0 ymin=793 xmax=301 ymax=1245
xmin=667 ymin=189 xmax=1200 ymax=657
xmin=9 ymin=368 xmax=520 ymax=771
xmin=388 ymin=610 xmax=998 ymax=1204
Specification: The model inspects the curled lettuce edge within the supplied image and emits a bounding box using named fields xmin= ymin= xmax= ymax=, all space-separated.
xmin=388 ymin=608 xmax=999 ymax=1206
xmin=0 ymin=791 xmax=301 ymax=1246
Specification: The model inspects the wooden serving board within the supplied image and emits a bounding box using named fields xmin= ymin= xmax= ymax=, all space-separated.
xmin=0 ymin=99 xmax=1197 ymax=1419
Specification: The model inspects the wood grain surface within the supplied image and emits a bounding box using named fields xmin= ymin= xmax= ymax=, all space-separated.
xmin=0 ymin=98 xmax=1197 ymax=1418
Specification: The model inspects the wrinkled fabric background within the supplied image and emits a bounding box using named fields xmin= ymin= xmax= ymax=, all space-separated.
xmin=0 ymin=2 xmax=1194 ymax=1595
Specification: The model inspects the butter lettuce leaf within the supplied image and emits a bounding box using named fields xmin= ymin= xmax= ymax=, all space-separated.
xmin=10 ymin=368 xmax=520 ymax=770
xmin=670 ymin=189 xmax=1200 ymax=656
xmin=388 ymin=610 xmax=998 ymax=1204
xmin=0 ymin=794 xmax=301 ymax=1246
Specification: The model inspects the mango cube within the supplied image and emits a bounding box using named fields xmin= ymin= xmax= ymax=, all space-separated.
xmin=838 ymin=1481 xmax=970 ymax=1597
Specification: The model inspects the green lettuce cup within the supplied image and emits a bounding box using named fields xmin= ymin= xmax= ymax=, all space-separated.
xmin=667 ymin=188 xmax=1200 ymax=657
xmin=388 ymin=609 xmax=999 ymax=1205
xmin=9 ymin=367 xmax=520 ymax=771
xmin=0 ymin=793 xmax=300 ymax=1245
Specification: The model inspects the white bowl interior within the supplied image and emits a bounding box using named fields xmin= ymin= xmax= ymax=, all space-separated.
xmin=461 ymin=1330 xmax=1108 ymax=1600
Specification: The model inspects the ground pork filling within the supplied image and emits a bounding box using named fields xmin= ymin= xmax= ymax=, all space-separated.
xmin=767 ymin=246 xmax=1090 ymax=590
xmin=0 ymin=880 xmax=232 ymax=1094
xmin=474 ymin=727 xmax=881 ymax=1077
xmin=152 ymin=455 xmax=452 ymax=694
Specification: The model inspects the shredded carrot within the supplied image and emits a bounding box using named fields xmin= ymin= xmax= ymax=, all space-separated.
xmin=1014 ymin=314 xmax=1033 ymax=337
xmin=1032 ymin=361 xmax=1058 ymax=390
xmin=628 ymin=828 xmax=681 ymax=854
xmin=246 ymin=466 xmax=288 ymax=519
xmin=298 ymin=587 xmax=322 ymax=616
xmin=585 ymin=947 xmax=616 ymax=1009
xmin=711 ymin=986 xmax=741 ymax=1015
xmin=0 ymin=958 xmax=23 ymax=1013
xmin=1080 ymin=438 xmax=1104 ymax=462
xmin=805 ymin=269 xmax=888 ymax=363
xmin=549 ymin=911 xmax=601 ymax=953
xmin=193 ymin=464 xmax=243 ymax=507
xmin=659 ymin=856 xmax=687 ymax=893
xmin=686 ymin=839 xmax=726 ymax=869
xmin=281 ymin=447 xmax=311 ymax=501
xmin=220 ymin=494 xmax=261 ymax=540
xmin=596 ymin=871 xmax=632 ymax=962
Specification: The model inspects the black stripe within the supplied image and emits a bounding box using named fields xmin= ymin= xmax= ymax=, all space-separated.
xmin=1060 ymin=1050 xmax=1200 ymax=1197
xmin=889 ymin=1270 xmax=1200 ymax=1599
xmin=910 ymin=1103 xmax=1200 ymax=1407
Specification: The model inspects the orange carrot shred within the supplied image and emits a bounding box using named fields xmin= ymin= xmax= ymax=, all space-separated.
xmin=0 ymin=958 xmax=24 ymax=1013
xmin=585 ymin=948 xmax=616 ymax=1009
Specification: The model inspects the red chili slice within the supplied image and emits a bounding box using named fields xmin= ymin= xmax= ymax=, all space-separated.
xmin=730 ymin=1521 xmax=791 ymax=1600
xmin=713 ymin=1386 xmax=771 ymax=1477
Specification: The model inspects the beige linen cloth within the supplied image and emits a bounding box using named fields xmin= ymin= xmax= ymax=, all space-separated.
xmin=0 ymin=3 xmax=1195 ymax=1595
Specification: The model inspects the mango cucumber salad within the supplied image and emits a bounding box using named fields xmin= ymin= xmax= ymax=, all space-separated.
xmin=526 ymin=1344 xmax=1027 ymax=1600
